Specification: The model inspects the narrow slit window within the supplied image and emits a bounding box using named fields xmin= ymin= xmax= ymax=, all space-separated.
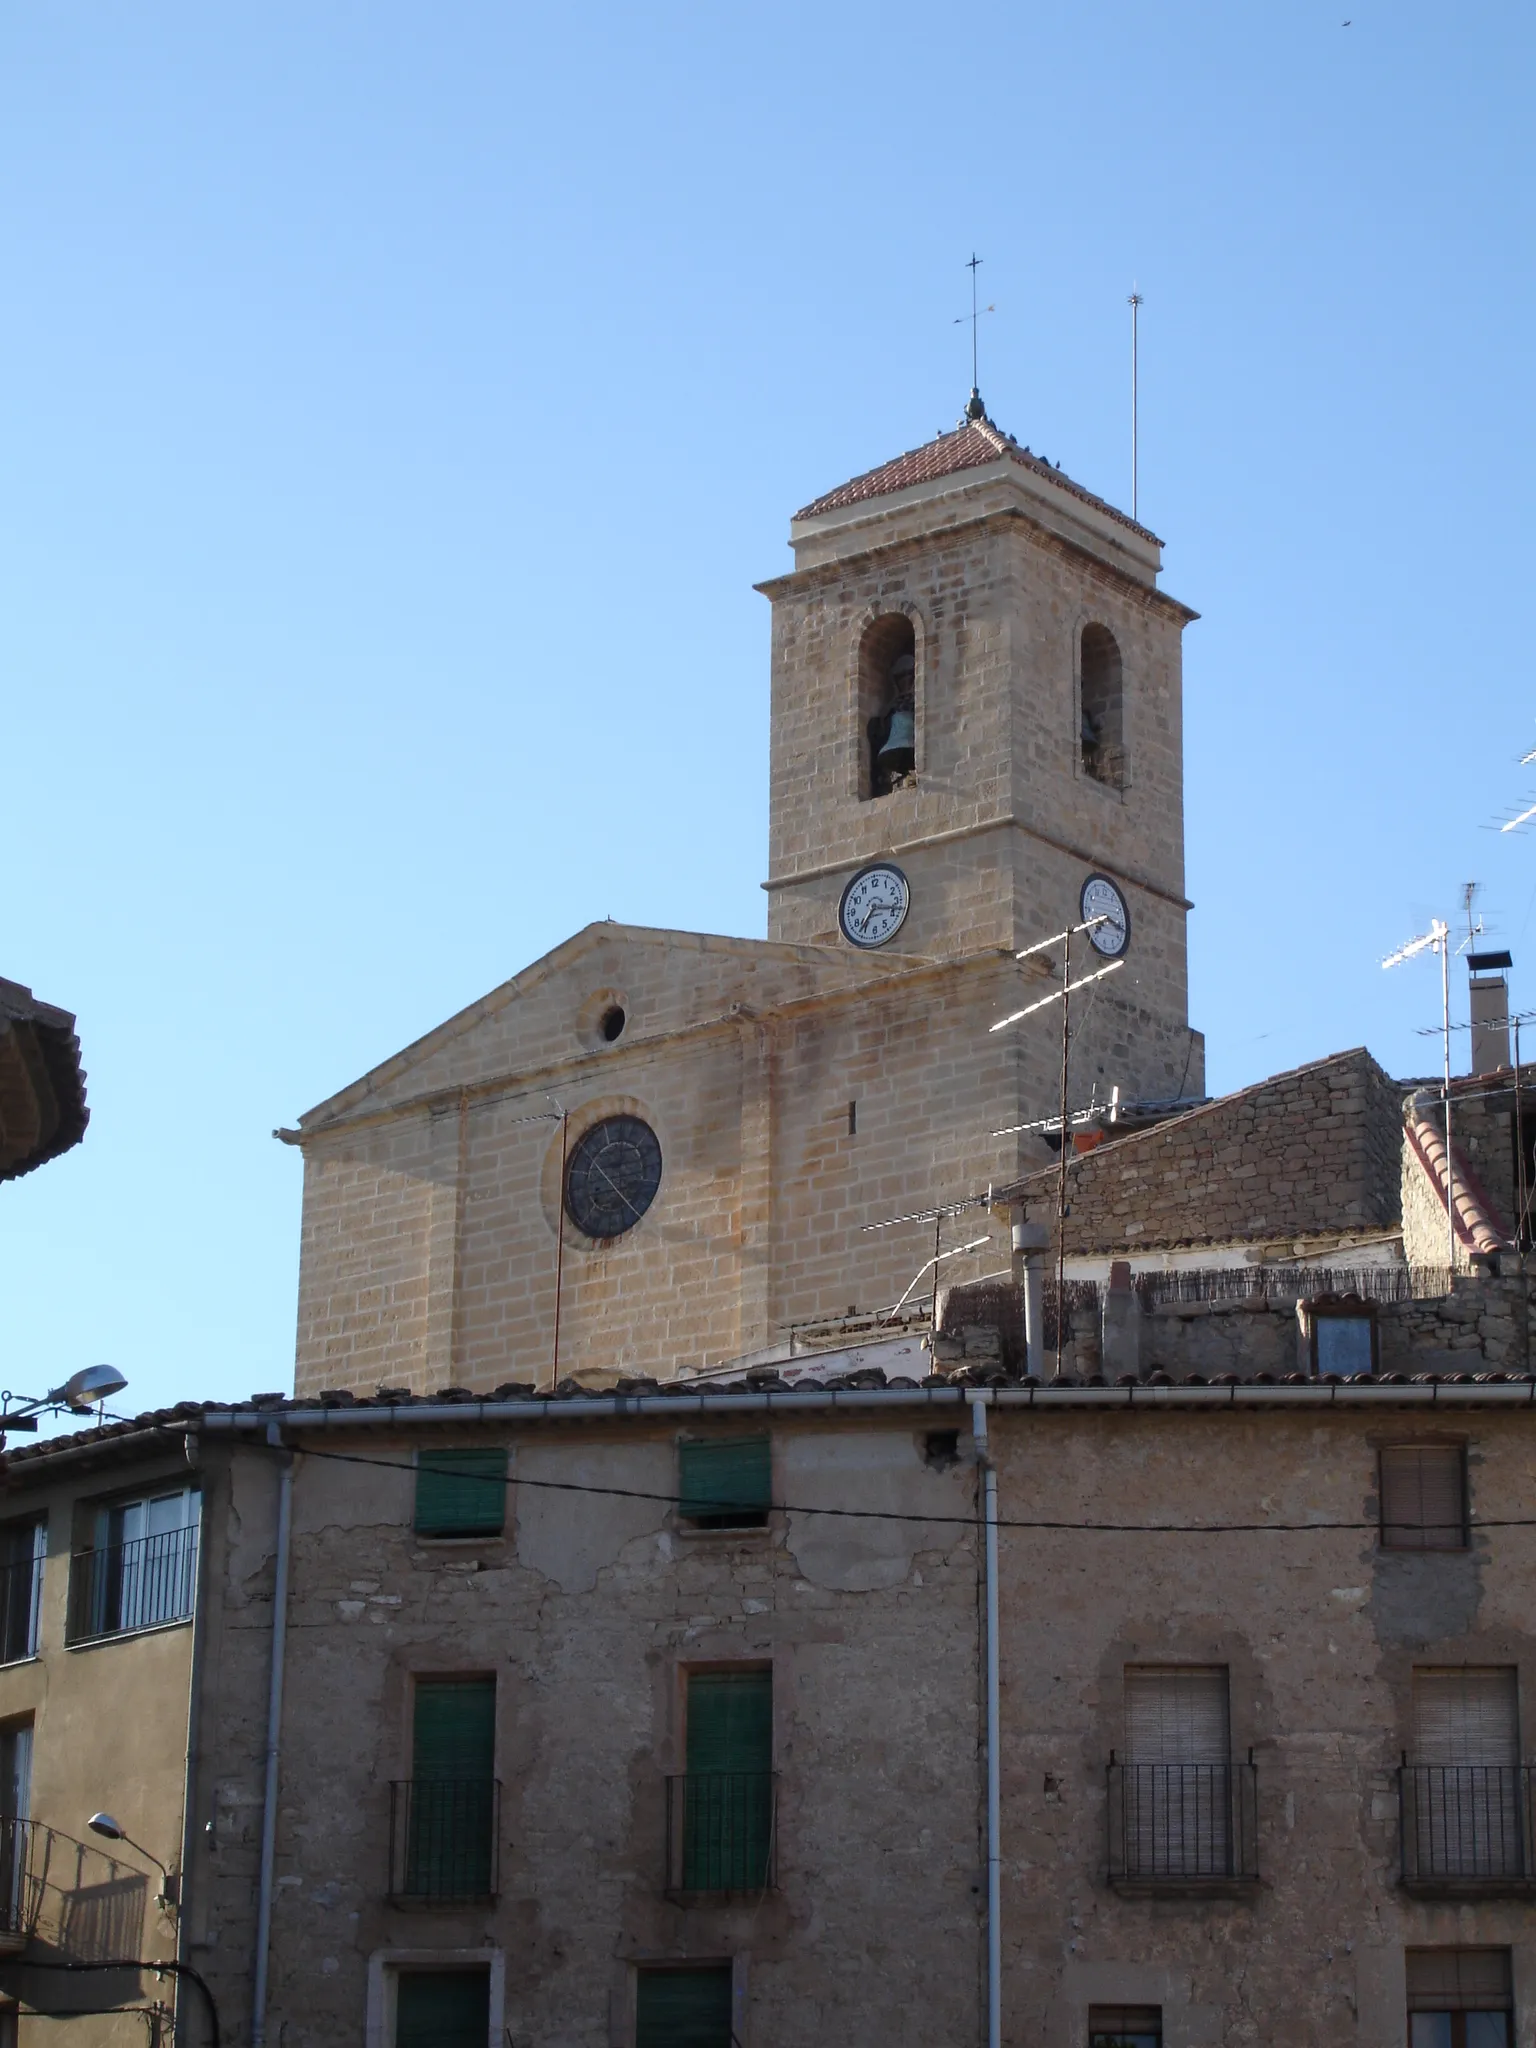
xmin=678 ymin=1438 xmax=771 ymax=1529
xmin=415 ymin=1449 xmax=508 ymax=1538
xmin=1381 ymin=1445 xmax=1467 ymax=1551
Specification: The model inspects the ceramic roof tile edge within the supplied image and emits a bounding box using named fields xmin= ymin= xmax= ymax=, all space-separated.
xmin=792 ymin=416 xmax=1161 ymax=544
xmin=190 ymin=1378 xmax=1536 ymax=1429
xmin=994 ymin=1046 xmax=1390 ymax=1202
xmin=1403 ymin=1107 xmax=1514 ymax=1255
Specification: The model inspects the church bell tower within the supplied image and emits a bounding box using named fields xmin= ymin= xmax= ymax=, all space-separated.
xmin=757 ymin=403 xmax=1202 ymax=1104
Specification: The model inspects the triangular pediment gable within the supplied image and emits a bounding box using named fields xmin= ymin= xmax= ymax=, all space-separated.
xmin=296 ymin=922 xmax=913 ymax=1135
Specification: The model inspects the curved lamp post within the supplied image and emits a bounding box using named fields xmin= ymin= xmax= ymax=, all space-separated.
xmin=87 ymin=1813 xmax=178 ymax=1909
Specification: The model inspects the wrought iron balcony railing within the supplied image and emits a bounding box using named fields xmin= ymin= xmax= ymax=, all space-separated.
xmin=1107 ymin=1756 xmax=1259 ymax=1887
xmin=388 ymin=1780 xmax=500 ymax=1903
xmin=665 ymin=1772 xmax=777 ymax=1896
xmin=1399 ymin=1764 xmax=1536 ymax=1890
xmin=0 ymin=1818 xmax=47 ymax=1948
xmin=67 ymin=1527 xmax=199 ymax=1643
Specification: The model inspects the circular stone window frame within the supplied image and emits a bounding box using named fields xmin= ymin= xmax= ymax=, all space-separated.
xmin=574 ymin=987 xmax=632 ymax=1053
xmin=540 ymin=1094 xmax=665 ymax=1252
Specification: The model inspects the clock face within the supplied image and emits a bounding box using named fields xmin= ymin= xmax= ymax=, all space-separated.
xmin=564 ymin=1115 xmax=663 ymax=1239
xmin=1081 ymin=874 xmax=1130 ymax=957
xmin=838 ymin=863 xmax=911 ymax=949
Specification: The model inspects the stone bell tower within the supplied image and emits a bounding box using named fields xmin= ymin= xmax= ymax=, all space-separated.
xmin=756 ymin=403 xmax=1202 ymax=1099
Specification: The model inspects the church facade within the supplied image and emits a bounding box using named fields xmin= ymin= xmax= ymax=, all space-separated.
xmin=285 ymin=409 xmax=1204 ymax=1396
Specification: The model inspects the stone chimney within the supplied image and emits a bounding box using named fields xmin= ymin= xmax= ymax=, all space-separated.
xmin=1467 ymin=950 xmax=1513 ymax=1076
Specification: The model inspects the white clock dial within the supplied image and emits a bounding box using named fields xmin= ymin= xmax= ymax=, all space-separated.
xmin=1081 ymin=874 xmax=1130 ymax=957
xmin=838 ymin=863 xmax=911 ymax=949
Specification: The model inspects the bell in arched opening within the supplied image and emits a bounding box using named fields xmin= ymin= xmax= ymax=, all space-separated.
xmin=872 ymin=649 xmax=916 ymax=791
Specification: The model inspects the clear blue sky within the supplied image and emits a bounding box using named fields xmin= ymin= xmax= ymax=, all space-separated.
xmin=4 ymin=1 xmax=1532 ymax=1419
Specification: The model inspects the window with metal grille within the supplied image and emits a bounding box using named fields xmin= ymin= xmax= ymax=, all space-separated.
xmin=394 ymin=1678 xmax=498 ymax=1901
xmin=1089 ymin=2007 xmax=1161 ymax=2048
xmin=1406 ymin=1947 xmax=1512 ymax=2047
xmin=1405 ymin=1669 xmax=1525 ymax=1884
xmin=1120 ymin=1667 xmax=1233 ymax=1877
xmin=0 ymin=1525 xmax=43 ymax=1665
xmin=414 ymin=1449 xmax=507 ymax=1538
xmin=678 ymin=1438 xmax=770 ymax=1529
xmin=1382 ymin=1446 xmax=1467 ymax=1551
xmin=70 ymin=1488 xmax=200 ymax=1640
xmin=394 ymin=1967 xmax=489 ymax=2048
xmin=671 ymin=1668 xmax=773 ymax=1893
xmin=635 ymin=1965 xmax=733 ymax=2048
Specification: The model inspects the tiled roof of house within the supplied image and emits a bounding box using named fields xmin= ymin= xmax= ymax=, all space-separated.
xmin=0 ymin=978 xmax=88 ymax=1183
xmin=793 ymin=413 xmax=1159 ymax=541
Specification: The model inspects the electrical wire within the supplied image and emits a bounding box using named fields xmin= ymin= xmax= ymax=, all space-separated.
xmin=241 ymin=1436 xmax=1523 ymax=1539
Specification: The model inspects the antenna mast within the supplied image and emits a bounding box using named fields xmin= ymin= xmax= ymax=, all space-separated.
xmin=1128 ymin=288 xmax=1143 ymax=523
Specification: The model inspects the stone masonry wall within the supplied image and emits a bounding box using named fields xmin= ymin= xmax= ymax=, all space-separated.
xmin=189 ymin=1394 xmax=1536 ymax=2048
xmin=1009 ymin=1047 xmax=1404 ymax=1258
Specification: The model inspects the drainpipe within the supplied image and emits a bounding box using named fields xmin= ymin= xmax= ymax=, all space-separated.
xmin=251 ymin=1429 xmax=294 ymax=2048
xmin=971 ymin=1395 xmax=1001 ymax=2048
xmin=175 ymin=1433 xmax=210 ymax=2045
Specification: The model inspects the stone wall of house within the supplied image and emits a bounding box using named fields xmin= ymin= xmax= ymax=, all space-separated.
xmin=188 ymin=1391 xmax=1536 ymax=2048
xmin=1006 ymin=1048 xmax=1404 ymax=1259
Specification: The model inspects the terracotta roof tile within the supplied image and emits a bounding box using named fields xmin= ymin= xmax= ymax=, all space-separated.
xmin=793 ymin=414 xmax=1159 ymax=541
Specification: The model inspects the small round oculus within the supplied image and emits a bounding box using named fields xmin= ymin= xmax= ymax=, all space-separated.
xmin=1080 ymin=874 xmax=1130 ymax=957
xmin=564 ymin=1114 xmax=663 ymax=1239
xmin=838 ymin=863 xmax=911 ymax=949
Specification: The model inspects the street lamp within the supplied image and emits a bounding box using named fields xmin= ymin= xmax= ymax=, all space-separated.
xmin=0 ymin=1366 xmax=129 ymax=1436
xmin=87 ymin=1813 xmax=178 ymax=1909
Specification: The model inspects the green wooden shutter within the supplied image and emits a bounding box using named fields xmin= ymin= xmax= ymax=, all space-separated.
xmin=408 ymin=1680 xmax=496 ymax=1896
xmin=396 ymin=1969 xmax=489 ymax=2048
xmin=678 ymin=1438 xmax=770 ymax=1526
xmin=684 ymin=1669 xmax=772 ymax=1890
xmin=415 ymin=1448 xmax=508 ymax=1537
xmin=635 ymin=1967 xmax=733 ymax=2048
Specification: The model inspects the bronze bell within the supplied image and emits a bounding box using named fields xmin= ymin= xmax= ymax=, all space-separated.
xmin=877 ymin=709 xmax=916 ymax=771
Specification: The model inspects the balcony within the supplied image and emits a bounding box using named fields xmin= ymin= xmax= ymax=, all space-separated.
xmin=388 ymin=1780 xmax=500 ymax=1904
xmin=1399 ymin=1764 xmax=1536 ymax=1895
xmin=1106 ymin=1757 xmax=1259 ymax=1895
xmin=665 ymin=1772 xmax=777 ymax=1898
xmin=0 ymin=1818 xmax=49 ymax=1953
xmin=67 ymin=1527 xmax=198 ymax=1643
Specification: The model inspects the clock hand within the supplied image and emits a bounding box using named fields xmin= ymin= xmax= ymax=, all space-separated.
xmin=588 ymin=1155 xmax=644 ymax=1221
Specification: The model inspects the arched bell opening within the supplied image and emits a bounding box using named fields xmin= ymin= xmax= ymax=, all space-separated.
xmin=1080 ymin=623 xmax=1125 ymax=789
xmin=858 ymin=614 xmax=918 ymax=800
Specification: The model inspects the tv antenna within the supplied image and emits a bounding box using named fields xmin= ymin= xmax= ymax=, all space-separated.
xmin=1383 ymin=918 xmax=1455 ymax=1269
xmin=1128 ymin=287 xmax=1143 ymax=522
xmin=955 ymin=253 xmax=995 ymax=422
xmin=991 ymin=915 xmax=1122 ymax=1373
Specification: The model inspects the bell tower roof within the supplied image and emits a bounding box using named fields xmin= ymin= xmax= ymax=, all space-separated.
xmin=793 ymin=410 xmax=1158 ymax=544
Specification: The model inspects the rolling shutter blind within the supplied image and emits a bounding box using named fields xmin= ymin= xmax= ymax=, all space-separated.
xmin=395 ymin=1969 xmax=490 ymax=2048
xmin=1125 ymin=1669 xmax=1228 ymax=1761
xmin=415 ymin=1449 xmax=508 ymax=1537
xmin=687 ymin=1670 xmax=772 ymax=1775
xmin=1382 ymin=1446 xmax=1465 ymax=1550
xmin=413 ymin=1679 xmax=496 ymax=1779
xmin=678 ymin=1439 xmax=770 ymax=1526
xmin=1124 ymin=1668 xmax=1229 ymax=1876
xmin=635 ymin=1967 xmax=733 ymax=2048
xmin=1406 ymin=1948 xmax=1513 ymax=2012
xmin=1414 ymin=1670 xmax=1518 ymax=1765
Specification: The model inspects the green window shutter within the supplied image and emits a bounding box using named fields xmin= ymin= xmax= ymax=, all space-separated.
xmin=686 ymin=1670 xmax=772 ymax=1774
xmin=635 ymin=1967 xmax=733 ymax=2048
xmin=683 ymin=1670 xmax=772 ymax=1890
xmin=407 ymin=1680 xmax=496 ymax=1898
xmin=678 ymin=1438 xmax=770 ymax=1526
xmin=413 ymin=1679 xmax=496 ymax=1779
xmin=396 ymin=1969 xmax=490 ymax=2048
xmin=415 ymin=1448 xmax=508 ymax=1537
